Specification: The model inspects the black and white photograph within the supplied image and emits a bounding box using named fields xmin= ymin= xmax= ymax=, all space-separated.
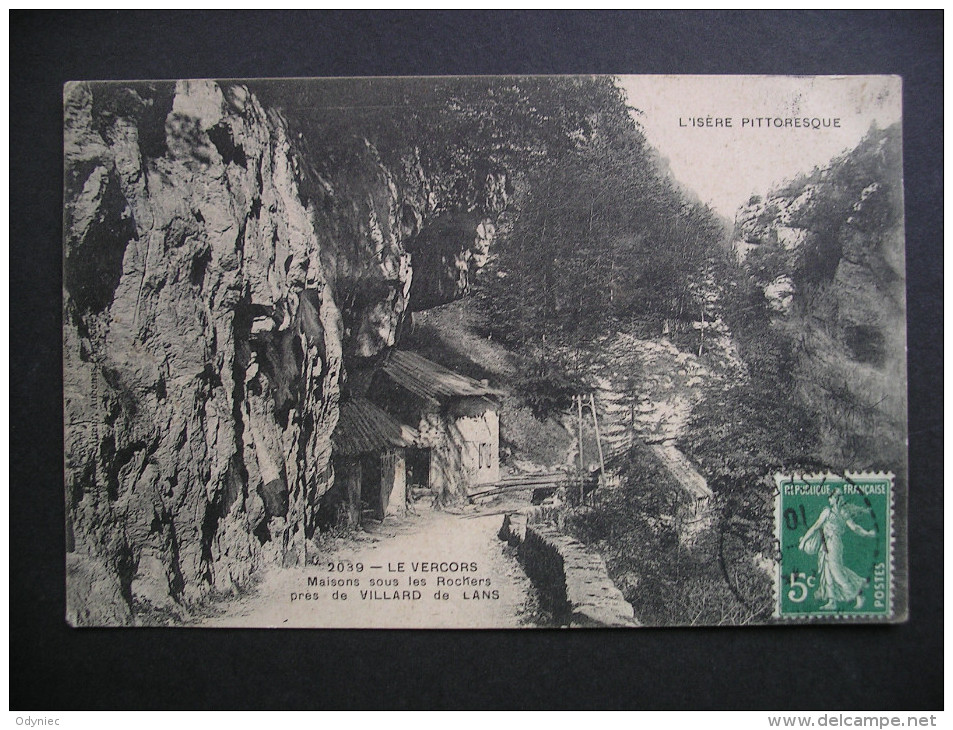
xmin=63 ymin=74 xmax=908 ymax=628
xmin=9 ymin=8 xmax=944 ymax=716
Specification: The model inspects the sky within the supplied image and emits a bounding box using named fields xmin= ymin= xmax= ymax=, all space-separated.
xmin=617 ymin=76 xmax=902 ymax=219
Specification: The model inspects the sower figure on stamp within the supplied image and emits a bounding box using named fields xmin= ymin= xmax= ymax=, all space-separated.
xmin=798 ymin=488 xmax=876 ymax=610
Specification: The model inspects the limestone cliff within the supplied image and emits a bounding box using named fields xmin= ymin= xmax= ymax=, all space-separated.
xmin=63 ymin=80 xmax=507 ymax=624
xmin=730 ymin=124 xmax=906 ymax=466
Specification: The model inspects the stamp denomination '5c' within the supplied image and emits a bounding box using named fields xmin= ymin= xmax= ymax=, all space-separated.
xmin=775 ymin=473 xmax=893 ymax=620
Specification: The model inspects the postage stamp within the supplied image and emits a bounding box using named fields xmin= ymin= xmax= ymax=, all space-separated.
xmin=775 ymin=473 xmax=894 ymax=619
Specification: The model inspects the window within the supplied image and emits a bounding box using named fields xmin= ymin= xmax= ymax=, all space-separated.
xmin=478 ymin=443 xmax=492 ymax=469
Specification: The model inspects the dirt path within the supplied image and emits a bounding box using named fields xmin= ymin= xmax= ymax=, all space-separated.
xmin=200 ymin=499 xmax=545 ymax=628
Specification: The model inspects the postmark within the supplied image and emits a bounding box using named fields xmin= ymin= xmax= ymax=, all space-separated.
xmin=775 ymin=472 xmax=894 ymax=620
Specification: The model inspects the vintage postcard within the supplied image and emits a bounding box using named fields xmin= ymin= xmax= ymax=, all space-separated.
xmin=63 ymin=75 xmax=907 ymax=627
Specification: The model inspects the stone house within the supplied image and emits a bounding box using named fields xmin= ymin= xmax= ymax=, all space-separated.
xmin=368 ymin=351 xmax=503 ymax=501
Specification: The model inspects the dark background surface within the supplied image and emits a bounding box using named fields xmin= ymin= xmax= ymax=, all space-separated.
xmin=9 ymin=10 xmax=943 ymax=710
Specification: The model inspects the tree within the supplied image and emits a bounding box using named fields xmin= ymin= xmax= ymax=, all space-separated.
xmin=478 ymin=89 xmax=726 ymax=354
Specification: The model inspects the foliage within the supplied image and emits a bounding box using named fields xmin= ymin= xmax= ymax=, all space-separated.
xmin=478 ymin=118 xmax=727 ymax=351
xmin=511 ymin=353 xmax=582 ymax=420
xmin=680 ymin=267 xmax=822 ymax=559
xmin=253 ymin=76 xmax=631 ymax=218
xmin=563 ymin=442 xmax=768 ymax=625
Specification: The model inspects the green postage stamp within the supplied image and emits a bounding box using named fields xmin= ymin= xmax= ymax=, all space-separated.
xmin=775 ymin=473 xmax=894 ymax=620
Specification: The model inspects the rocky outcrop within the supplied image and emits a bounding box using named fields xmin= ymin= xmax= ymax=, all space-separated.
xmin=291 ymin=130 xmax=508 ymax=365
xmin=63 ymin=80 xmax=509 ymax=624
xmin=728 ymin=124 xmax=906 ymax=466
xmin=64 ymin=80 xmax=344 ymax=622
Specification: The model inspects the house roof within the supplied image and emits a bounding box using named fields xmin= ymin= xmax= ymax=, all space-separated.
xmin=381 ymin=350 xmax=504 ymax=406
xmin=333 ymin=397 xmax=420 ymax=456
xmin=649 ymin=444 xmax=713 ymax=502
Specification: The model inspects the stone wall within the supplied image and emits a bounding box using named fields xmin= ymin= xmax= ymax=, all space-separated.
xmin=451 ymin=398 xmax=500 ymax=487
xmin=500 ymin=514 xmax=638 ymax=628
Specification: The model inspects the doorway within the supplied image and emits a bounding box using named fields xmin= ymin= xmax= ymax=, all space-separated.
xmin=406 ymin=447 xmax=431 ymax=493
xmin=359 ymin=453 xmax=383 ymax=521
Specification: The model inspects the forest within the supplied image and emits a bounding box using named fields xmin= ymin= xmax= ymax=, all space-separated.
xmin=416 ymin=87 xmax=905 ymax=624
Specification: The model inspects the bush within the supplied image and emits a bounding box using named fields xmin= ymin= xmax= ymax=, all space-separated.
xmin=512 ymin=356 xmax=581 ymax=420
xmin=562 ymin=443 xmax=770 ymax=625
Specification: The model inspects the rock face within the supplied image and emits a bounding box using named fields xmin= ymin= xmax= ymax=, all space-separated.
xmin=63 ymin=80 xmax=507 ymax=624
xmin=304 ymin=137 xmax=507 ymax=362
xmin=729 ymin=124 xmax=906 ymax=466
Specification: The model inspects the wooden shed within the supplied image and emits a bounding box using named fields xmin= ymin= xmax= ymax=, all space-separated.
xmin=332 ymin=397 xmax=420 ymax=524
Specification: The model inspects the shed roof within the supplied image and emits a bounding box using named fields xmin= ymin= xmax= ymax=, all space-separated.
xmin=333 ymin=397 xmax=420 ymax=457
xmin=381 ymin=351 xmax=504 ymax=405
xmin=649 ymin=444 xmax=713 ymax=502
